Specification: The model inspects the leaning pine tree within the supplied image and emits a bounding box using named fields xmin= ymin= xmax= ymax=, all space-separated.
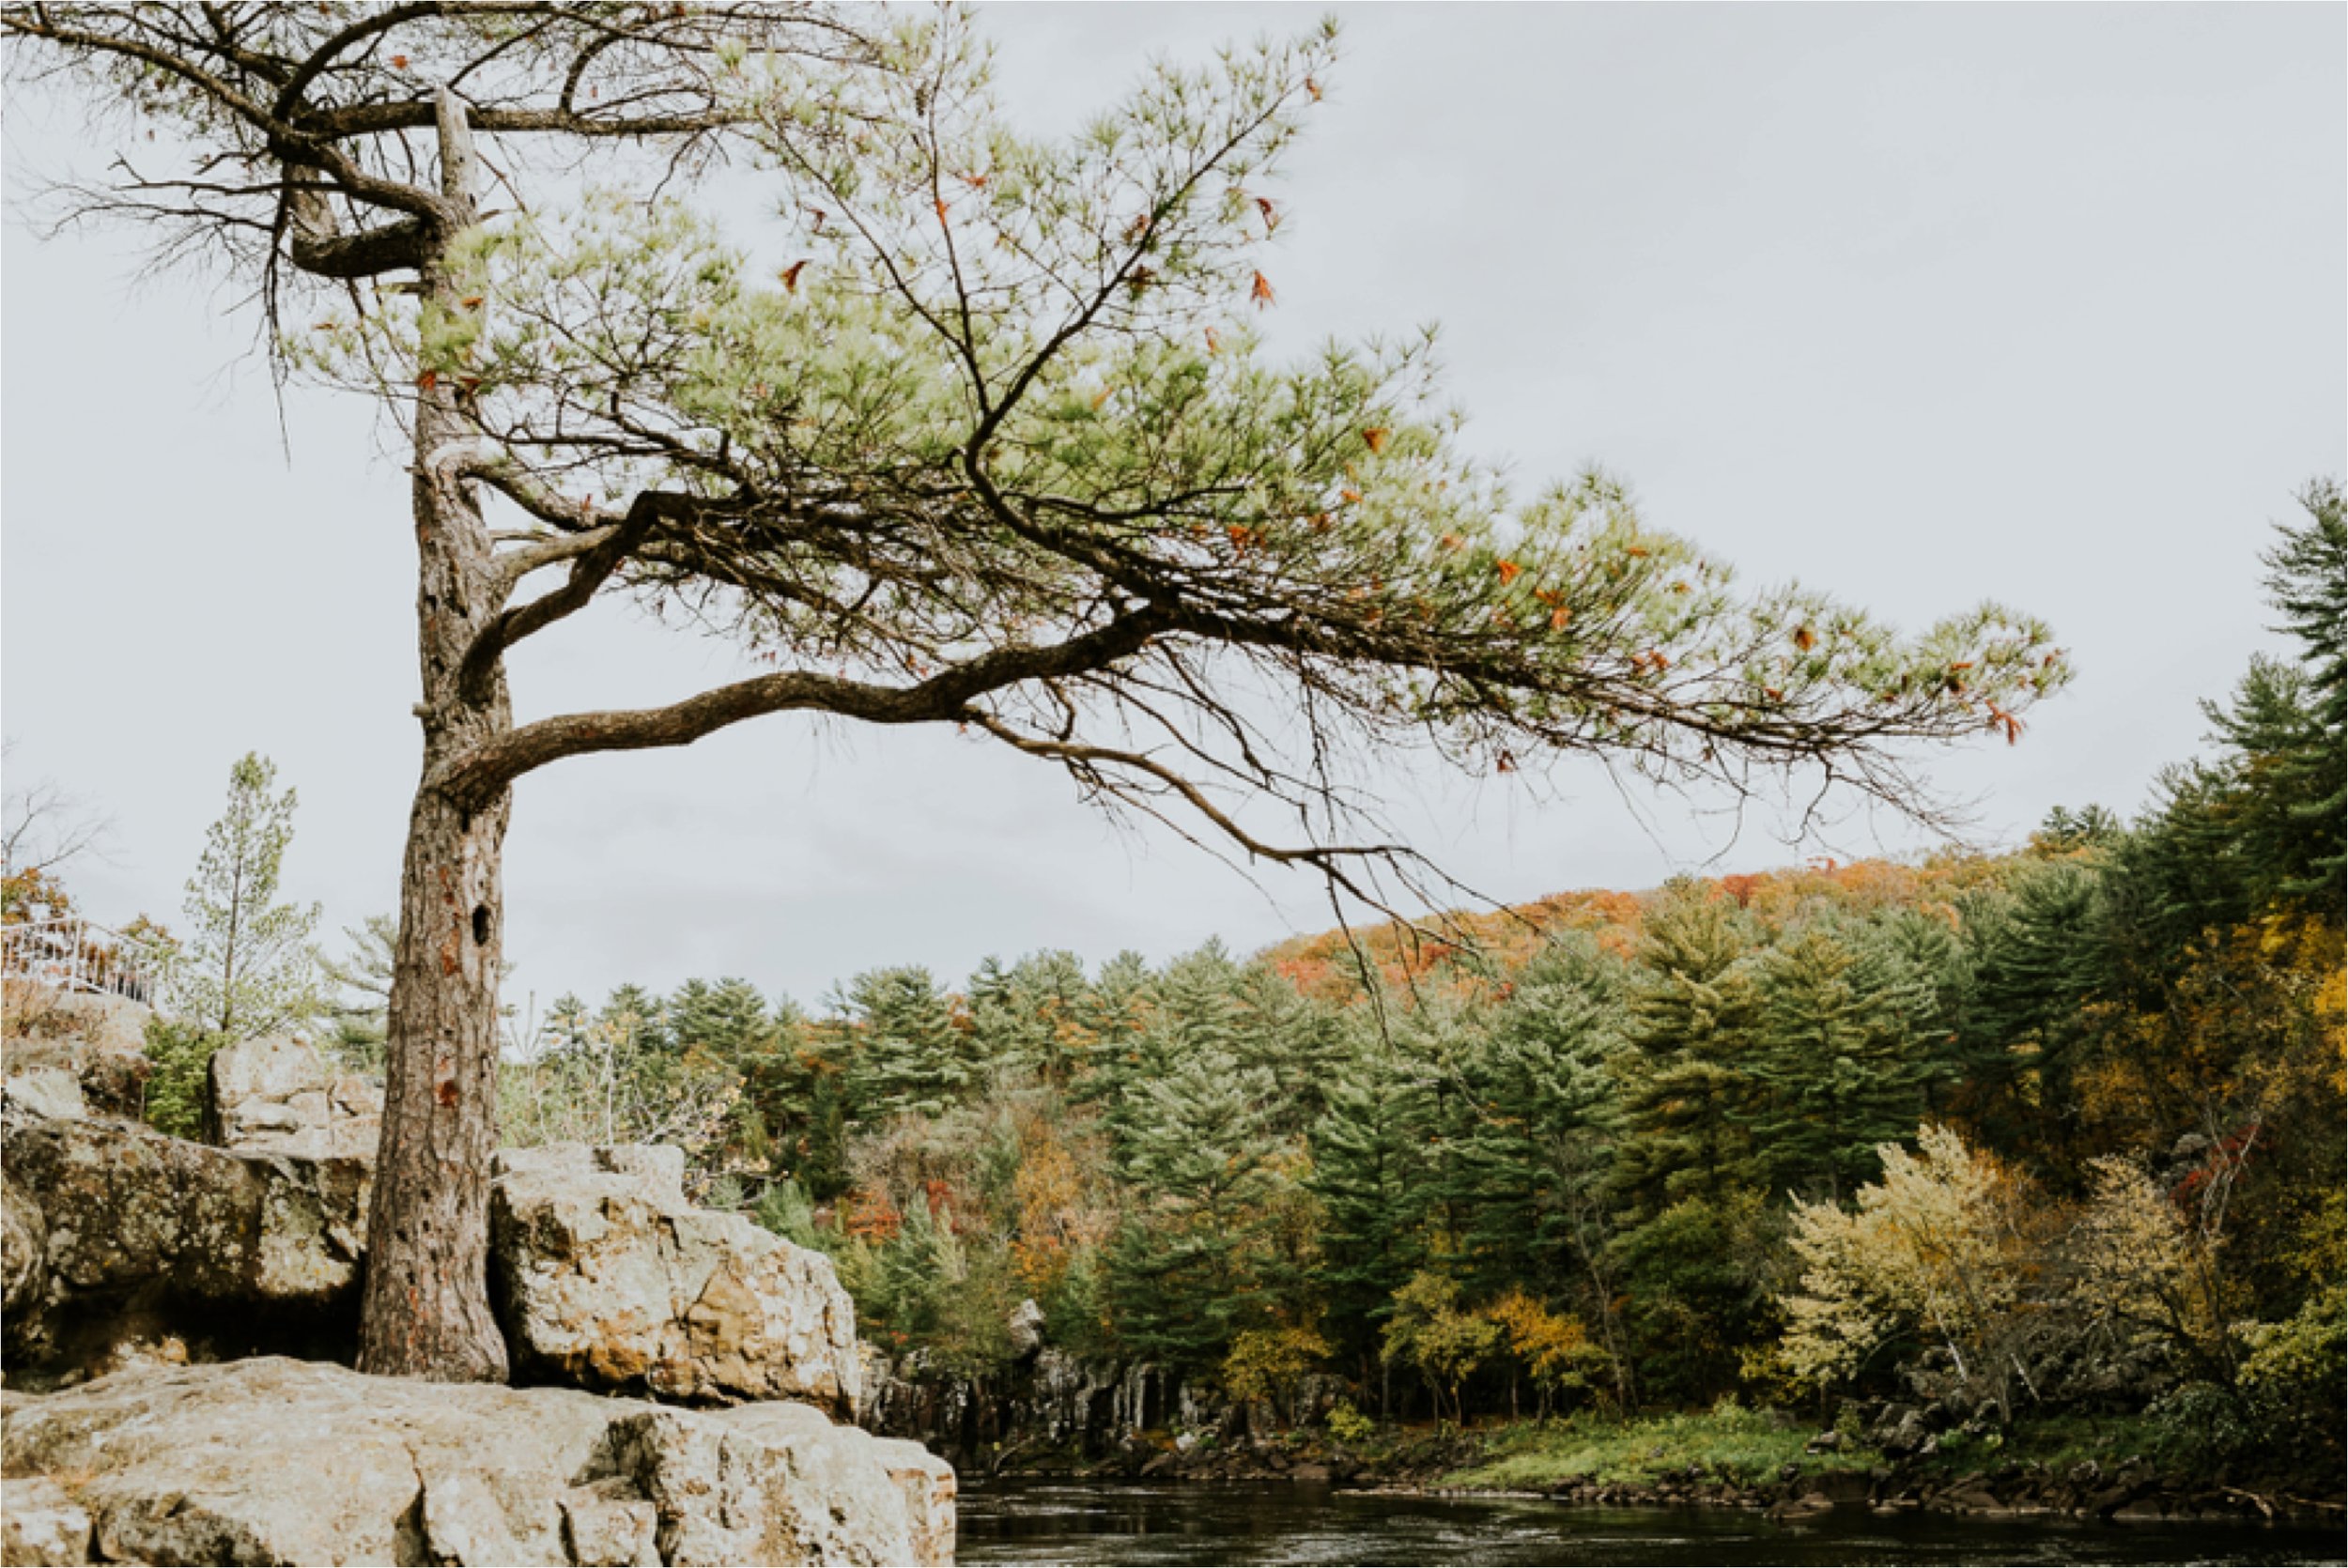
xmin=7 ymin=8 xmax=2068 ymax=1381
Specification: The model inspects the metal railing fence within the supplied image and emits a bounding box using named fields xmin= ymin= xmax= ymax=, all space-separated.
xmin=0 ymin=915 xmax=168 ymax=1009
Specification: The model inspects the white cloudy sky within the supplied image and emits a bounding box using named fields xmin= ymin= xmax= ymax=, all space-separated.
xmin=4 ymin=5 xmax=2341 ymax=1011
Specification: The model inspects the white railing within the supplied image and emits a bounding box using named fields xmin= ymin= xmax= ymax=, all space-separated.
xmin=0 ymin=915 xmax=167 ymax=1008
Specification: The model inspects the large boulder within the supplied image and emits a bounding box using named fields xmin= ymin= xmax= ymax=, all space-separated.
xmin=0 ymin=1111 xmax=369 ymax=1385
xmin=0 ymin=1356 xmax=954 ymax=1566
xmin=204 ymin=1032 xmax=382 ymax=1159
xmin=1 ymin=991 xmax=153 ymax=1122
xmin=493 ymin=1145 xmax=862 ymax=1419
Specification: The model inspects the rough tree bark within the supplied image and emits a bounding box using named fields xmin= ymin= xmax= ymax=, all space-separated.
xmin=355 ymin=89 xmax=514 ymax=1381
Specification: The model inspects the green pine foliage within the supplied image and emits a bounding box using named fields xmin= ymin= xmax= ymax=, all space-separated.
xmin=172 ymin=753 xmax=321 ymax=1044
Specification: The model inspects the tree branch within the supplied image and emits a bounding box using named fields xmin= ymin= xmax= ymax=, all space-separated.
xmin=431 ymin=608 xmax=1170 ymax=807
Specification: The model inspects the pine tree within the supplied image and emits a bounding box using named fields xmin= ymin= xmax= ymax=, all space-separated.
xmin=1610 ymin=881 xmax=1765 ymax=1221
xmin=1095 ymin=943 xmax=1246 ymax=1171
xmin=668 ymin=976 xmax=770 ymax=1063
xmin=1308 ymin=1022 xmax=1442 ymax=1365
xmin=1447 ymin=942 xmax=1628 ymax=1304
xmin=174 ymin=753 xmax=321 ymax=1043
xmin=318 ymin=913 xmax=397 ymax=1070
xmin=968 ymin=949 xmax=1098 ymax=1083
xmin=2260 ymin=480 xmax=2346 ymax=916
xmin=842 ymin=966 xmax=969 ymax=1121
xmin=1105 ymin=1044 xmax=1291 ymax=1371
xmin=1954 ymin=860 xmax=2104 ymax=1167
xmin=1744 ymin=921 xmax=1932 ymax=1202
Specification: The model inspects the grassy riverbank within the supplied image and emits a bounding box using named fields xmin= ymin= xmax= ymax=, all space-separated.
xmin=1009 ymin=1402 xmax=2340 ymax=1527
xmin=1443 ymin=1405 xmax=1873 ymax=1490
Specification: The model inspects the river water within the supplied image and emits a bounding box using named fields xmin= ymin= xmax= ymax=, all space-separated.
xmin=958 ymin=1480 xmax=2346 ymax=1566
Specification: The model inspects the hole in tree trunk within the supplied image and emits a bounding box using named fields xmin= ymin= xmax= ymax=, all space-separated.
xmin=472 ymin=904 xmax=491 ymax=945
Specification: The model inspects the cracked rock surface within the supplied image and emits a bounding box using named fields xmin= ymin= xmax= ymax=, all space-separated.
xmin=493 ymin=1145 xmax=863 ymax=1419
xmin=0 ymin=1111 xmax=370 ymax=1385
xmin=0 ymin=1357 xmax=954 ymax=1566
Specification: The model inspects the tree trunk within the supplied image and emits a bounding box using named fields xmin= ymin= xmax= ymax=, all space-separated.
xmin=355 ymin=89 xmax=513 ymax=1382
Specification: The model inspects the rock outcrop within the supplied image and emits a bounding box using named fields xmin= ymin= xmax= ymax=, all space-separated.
xmin=493 ymin=1145 xmax=863 ymax=1419
xmin=1 ymin=992 xmax=153 ymax=1122
xmin=204 ymin=1032 xmax=383 ymax=1159
xmin=0 ymin=1110 xmax=371 ymax=1385
xmin=0 ymin=1356 xmax=954 ymax=1566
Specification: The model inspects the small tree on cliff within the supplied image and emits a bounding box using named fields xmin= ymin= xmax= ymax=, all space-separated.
xmin=7 ymin=8 xmax=2067 ymax=1381
xmin=176 ymin=752 xmax=321 ymax=1044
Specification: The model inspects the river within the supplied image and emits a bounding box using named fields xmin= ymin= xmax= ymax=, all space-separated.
xmin=958 ymin=1480 xmax=2346 ymax=1566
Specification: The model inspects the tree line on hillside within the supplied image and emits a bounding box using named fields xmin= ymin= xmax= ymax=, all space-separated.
xmin=472 ymin=486 xmax=2341 ymax=1472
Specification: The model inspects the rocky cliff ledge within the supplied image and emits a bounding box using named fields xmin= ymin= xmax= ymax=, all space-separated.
xmin=0 ymin=993 xmax=955 ymax=1566
xmin=1 ymin=1357 xmax=951 ymax=1567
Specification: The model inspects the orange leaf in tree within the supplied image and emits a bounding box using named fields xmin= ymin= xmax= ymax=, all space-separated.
xmin=935 ymin=196 xmax=950 ymax=223
xmin=1340 ymin=487 xmax=1364 ymax=504
xmin=459 ymin=295 xmax=483 ymax=308
xmin=1205 ymin=327 xmax=1222 ymax=354
xmin=1551 ymin=606 xmax=1572 ymax=631
xmin=1763 ymin=686 xmax=1784 ymax=702
xmin=1256 ymin=195 xmax=1282 ymax=233
xmin=312 ymin=321 xmax=337 ymax=331
xmin=1309 ymin=512 xmax=1333 ymax=531
xmin=417 ymin=369 xmax=439 ymax=391
xmin=390 ymin=54 xmax=409 ymax=69
xmin=1648 ymin=651 xmax=1671 ymax=670
xmin=1439 ymin=533 xmax=1466 ymax=551
xmin=1089 ymin=387 xmax=1113 ymax=411
xmin=1305 ymin=76 xmax=1323 ymax=101
xmin=1251 ymin=270 xmax=1277 ymax=309
xmin=959 ymin=172 xmax=989 ymax=190
xmin=1948 ymin=660 xmax=1975 ymax=671
xmin=1496 ymin=749 xmax=1517 ymax=774
xmin=1362 ymin=426 xmax=1389 ymax=453
xmin=1624 ymin=545 xmax=1649 ymax=558
xmin=1793 ymin=624 xmax=1816 ymax=651
xmin=780 ymin=260 xmax=809 ymax=292
xmin=809 ymin=208 xmax=826 ymax=232
xmin=1671 ymin=580 xmax=1691 ymax=594
xmin=1495 ymin=559 xmax=1522 ymax=585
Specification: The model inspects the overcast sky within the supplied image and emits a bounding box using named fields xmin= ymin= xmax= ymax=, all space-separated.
xmin=4 ymin=5 xmax=2342 ymax=1013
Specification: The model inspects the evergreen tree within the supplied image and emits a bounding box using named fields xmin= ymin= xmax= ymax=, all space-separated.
xmin=1308 ymin=1021 xmax=1442 ymax=1366
xmin=174 ymin=753 xmax=321 ymax=1043
xmin=842 ymin=966 xmax=969 ymax=1120
xmin=968 ymin=949 xmax=1097 ymax=1083
xmin=2259 ymin=480 xmax=2346 ymax=916
xmin=1953 ymin=860 xmax=2104 ymax=1167
xmin=1610 ymin=881 xmax=1765 ymax=1221
xmin=1105 ymin=1044 xmax=1291 ymax=1371
xmin=668 ymin=976 xmax=771 ymax=1063
xmin=1447 ymin=942 xmax=1628 ymax=1304
xmin=1744 ymin=921 xmax=1932 ymax=1202
xmin=317 ymin=913 xmax=397 ymax=1070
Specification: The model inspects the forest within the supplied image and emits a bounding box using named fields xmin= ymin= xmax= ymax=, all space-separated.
xmin=433 ymin=484 xmax=2342 ymax=1476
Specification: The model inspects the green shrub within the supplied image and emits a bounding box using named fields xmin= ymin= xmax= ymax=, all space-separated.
xmin=1325 ymin=1398 xmax=1374 ymax=1446
xmin=143 ymin=1017 xmax=223 ymax=1139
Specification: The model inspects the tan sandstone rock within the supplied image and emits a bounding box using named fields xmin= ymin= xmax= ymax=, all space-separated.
xmin=493 ymin=1145 xmax=863 ymax=1419
xmin=0 ymin=1475 xmax=91 ymax=1566
xmin=0 ymin=992 xmax=152 ymax=1123
xmin=0 ymin=1357 xmax=953 ymax=1566
xmin=205 ymin=1033 xmax=383 ymax=1160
